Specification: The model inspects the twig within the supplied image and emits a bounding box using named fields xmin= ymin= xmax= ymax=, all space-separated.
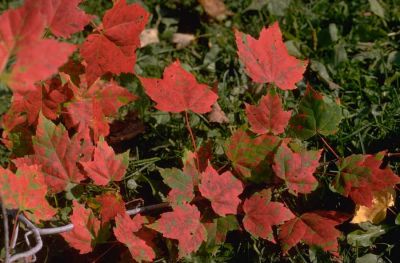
xmin=9 ymin=211 xmax=20 ymax=249
xmin=319 ymin=135 xmax=340 ymax=159
xmin=10 ymin=223 xmax=18 ymax=249
xmin=1 ymin=202 xmax=10 ymax=263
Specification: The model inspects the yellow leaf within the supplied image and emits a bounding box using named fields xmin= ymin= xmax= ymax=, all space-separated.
xmin=351 ymin=188 xmax=395 ymax=224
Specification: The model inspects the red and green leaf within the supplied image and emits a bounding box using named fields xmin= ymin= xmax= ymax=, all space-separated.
xmin=114 ymin=213 xmax=156 ymax=262
xmin=0 ymin=164 xmax=56 ymax=223
xmin=31 ymin=115 xmax=93 ymax=192
xmin=279 ymin=211 xmax=349 ymax=254
xmin=62 ymin=200 xmax=100 ymax=254
xmin=26 ymin=0 xmax=93 ymax=38
xmin=289 ymin=85 xmax=342 ymax=140
xmin=64 ymin=77 xmax=137 ymax=140
xmin=80 ymin=0 xmax=149 ymax=85
xmin=82 ymin=139 xmax=129 ymax=186
xmin=245 ymin=92 xmax=292 ymax=135
xmin=199 ymin=163 xmax=243 ymax=216
xmin=95 ymin=192 xmax=126 ymax=224
xmin=159 ymin=168 xmax=194 ymax=205
xmin=243 ymin=189 xmax=295 ymax=241
xmin=149 ymin=203 xmax=207 ymax=257
xmin=225 ymin=128 xmax=280 ymax=181
xmin=334 ymin=153 xmax=400 ymax=206
xmin=273 ymin=142 xmax=322 ymax=195
xmin=204 ymin=215 xmax=240 ymax=247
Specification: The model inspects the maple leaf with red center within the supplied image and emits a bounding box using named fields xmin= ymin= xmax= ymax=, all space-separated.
xmin=225 ymin=128 xmax=280 ymax=181
xmin=0 ymin=3 xmax=75 ymax=92
xmin=63 ymin=75 xmax=137 ymax=140
xmin=80 ymin=0 xmax=149 ymax=85
xmin=235 ymin=22 xmax=308 ymax=90
xmin=30 ymin=115 xmax=93 ymax=192
xmin=149 ymin=203 xmax=207 ymax=257
xmin=273 ymin=142 xmax=322 ymax=195
xmin=95 ymin=192 xmax=126 ymax=224
xmin=334 ymin=152 xmax=400 ymax=206
xmin=0 ymin=3 xmax=44 ymax=65
xmin=114 ymin=213 xmax=156 ymax=262
xmin=81 ymin=139 xmax=129 ymax=186
xmin=139 ymin=60 xmax=218 ymax=114
xmin=279 ymin=211 xmax=349 ymax=254
xmin=10 ymin=39 xmax=75 ymax=93
xmin=6 ymin=77 xmax=73 ymax=127
xmin=243 ymin=189 xmax=295 ymax=241
xmin=62 ymin=200 xmax=100 ymax=254
xmin=245 ymin=93 xmax=292 ymax=135
xmin=0 ymin=163 xmax=56 ymax=223
xmin=26 ymin=0 xmax=93 ymax=38
xmin=159 ymin=168 xmax=194 ymax=206
xmin=199 ymin=163 xmax=243 ymax=216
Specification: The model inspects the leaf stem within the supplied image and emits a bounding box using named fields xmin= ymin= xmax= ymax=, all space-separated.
xmin=184 ymin=111 xmax=200 ymax=171
xmin=319 ymin=135 xmax=340 ymax=160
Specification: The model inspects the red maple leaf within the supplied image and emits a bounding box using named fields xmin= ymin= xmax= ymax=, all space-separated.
xmin=30 ymin=115 xmax=93 ymax=192
xmin=81 ymin=140 xmax=129 ymax=186
xmin=26 ymin=0 xmax=93 ymax=38
xmin=273 ymin=142 xmax=322 ymax=195
xmin=335 ymin=153 xmax=400 ymax=206
xmin=149 ymin=203 xmax=207 ymax=257
xmin=10 ymin=41 xmax=75 ymax=93
xmin=80 ymin=0 xmax=149 ymax=85
xmin=96 ymin=192 xmax=126 ymax=224
xmin=0 ymin=3 xmax=44 ymax=60
xmin=245 ymin=93 xmax=292 ymax=135
xmin=114 ymin=213 xmax=156 ymax=262
xmin=243 ymin=189 xmax=295 ymax=241
xmin=139 ymin=60 xmax=218 ymax=114
xmin=199 ymin=163 xmax=243 ymax=216
xmin=63 ymin=75 xmax=137 ymax=140
xmin=279 ymin=211 xmax=349 ymax=254
xmin=235 ymin=22 xmax=307 ymax=90
xmin=0 ymin=163 xmax=56 ymax=223
xmin=62 ymin=200 xmax=100 ymax=254
xmin=225 ymin=128 xmax=280 ymax=179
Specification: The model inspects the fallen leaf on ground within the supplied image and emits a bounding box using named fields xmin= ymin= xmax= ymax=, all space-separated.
xmin=172 ymin=33 xmax=196 ymax=49
xmin=351 ymin=188 xmax=395 ymax=224
xmin=140 ymin=28 xmax=159 ymax=47
xmin=208 ymin=102 xmax=229 ymax=123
